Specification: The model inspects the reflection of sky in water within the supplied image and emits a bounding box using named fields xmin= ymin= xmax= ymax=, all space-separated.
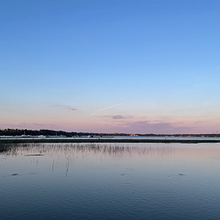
xmin=1 ymin=143 xmax=220 ymax=220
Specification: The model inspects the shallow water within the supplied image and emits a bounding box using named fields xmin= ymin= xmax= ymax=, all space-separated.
xmin=1 ymin=143 xmax=220 ymax=220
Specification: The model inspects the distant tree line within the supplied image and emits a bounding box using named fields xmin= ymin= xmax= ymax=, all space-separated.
xmin=0 ymin=129 xmax=220 ymax=137
xmin=0 ymin=129 xmax=131 ymax=137
xmin=0 ymin=129 xmax=123 ymax=137
xmin=0 ymin=129 xmax=77 ymax=136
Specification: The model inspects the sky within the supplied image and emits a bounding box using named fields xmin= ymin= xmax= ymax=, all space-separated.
xmin=1 ymin=0 xmax=220 ymax=134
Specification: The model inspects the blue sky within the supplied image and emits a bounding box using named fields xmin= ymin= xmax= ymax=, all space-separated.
xmin=1 ymin=0 xmax=220 ymax=134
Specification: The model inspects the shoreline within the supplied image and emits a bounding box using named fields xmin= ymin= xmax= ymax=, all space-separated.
xmin=1 ymin=138 xmax=220 ymax=144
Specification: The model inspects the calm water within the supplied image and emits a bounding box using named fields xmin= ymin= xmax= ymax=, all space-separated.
xmin=1 ymin=142 xmax=220 ymax=220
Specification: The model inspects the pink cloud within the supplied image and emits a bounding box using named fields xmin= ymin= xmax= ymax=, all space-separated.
xmin=110 ymin=120 xmax=195 ymax=134
xmin=54 ymin=104 xmax=76 ymax=111
xmin=100 ymin=115 xmax=133 ymax=120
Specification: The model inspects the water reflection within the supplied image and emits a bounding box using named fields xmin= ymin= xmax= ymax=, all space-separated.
xmin=0 ymin=142 xmax=183 ymax=157
xmin=1 ymin=142 xmax=220 ymax=158
xmin=1 ymin=143 xmax=220 ymax=220
xmin=1 ymin=142 xmax=172 ymax=156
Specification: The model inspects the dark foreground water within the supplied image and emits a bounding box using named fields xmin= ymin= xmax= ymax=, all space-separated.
xmin=1 ymin=143 xmax=220 ymax=220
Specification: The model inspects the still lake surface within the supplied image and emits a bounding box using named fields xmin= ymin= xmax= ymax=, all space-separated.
xmin=1 ymin=142 xmax=220 ymax=220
